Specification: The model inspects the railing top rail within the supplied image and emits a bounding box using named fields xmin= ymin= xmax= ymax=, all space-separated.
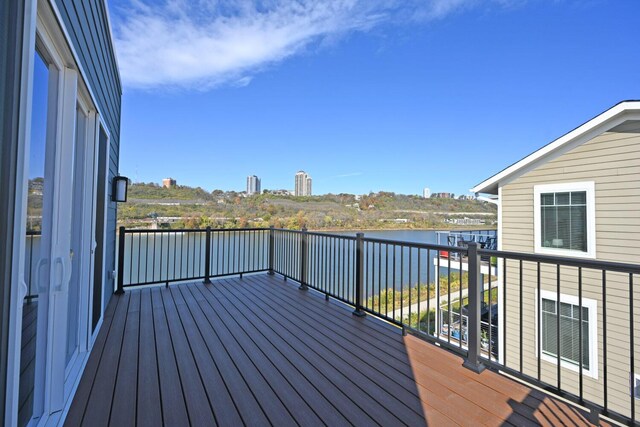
xmin=479 ymin=248 xmax=640 ymax=274
xmin=121 ymin=227 xmax=270 ymax=234
xmin=272 ymin=228 xmax=357 ymax=241
xmin=360 ymin=236 xmax=469 ymax=252
xmin=305 ymin=231 xmax=357 ymax=240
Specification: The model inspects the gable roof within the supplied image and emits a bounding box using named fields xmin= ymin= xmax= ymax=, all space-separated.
xmin=471 ymin=100 xmax=640 ymax=195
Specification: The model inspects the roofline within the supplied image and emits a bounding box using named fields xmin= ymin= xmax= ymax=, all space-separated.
xmin=471 ymin=100 xmax=640 ymax=194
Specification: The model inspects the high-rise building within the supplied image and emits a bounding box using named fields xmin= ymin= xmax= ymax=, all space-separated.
xmin=246 ymin=175 xmax=261 ymax=195
xmin=423 ymin=187 xmax=431 ymax=198
xmin=306 ymin=176 xmax=312 ymax=196
xmin=295 ymin=171 xmax=312 ymax=196
xmin=162 ymin=178 xmax=176 ymax=188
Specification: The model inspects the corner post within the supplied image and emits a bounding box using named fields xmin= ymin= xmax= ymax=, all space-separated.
xmin=299 ymin=227 xmax=308 ymax=290
xmin=116 ymin=226 xmax=125 ymax=294
xmin=463 ymin=241 xmax=486 ymax=373
xmin=203 ymin=226 xmax=212 ymax=284
xmin=268 ymin=226 xmax=275 ymax=275
xmin=353 ymin=232 xmax=366 ymax=317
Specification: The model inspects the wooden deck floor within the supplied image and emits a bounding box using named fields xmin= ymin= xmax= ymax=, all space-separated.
xmin=65 ymin=273 xmax=599 ymax=426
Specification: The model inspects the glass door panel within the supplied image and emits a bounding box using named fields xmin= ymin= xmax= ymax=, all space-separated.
xmin=19 ymin=50 xmax=52 ymax=427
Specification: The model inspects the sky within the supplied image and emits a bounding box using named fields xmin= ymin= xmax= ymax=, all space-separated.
xmin=108 ymin=0 xmax=640 ymax=196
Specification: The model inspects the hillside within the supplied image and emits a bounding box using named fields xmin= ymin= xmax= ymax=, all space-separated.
xmin=119 ymin=183 xmax=497 ymax=230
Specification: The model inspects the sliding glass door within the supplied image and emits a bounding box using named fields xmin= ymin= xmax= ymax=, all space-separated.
xmin=18 ymin=48 xmax=51 ymax=427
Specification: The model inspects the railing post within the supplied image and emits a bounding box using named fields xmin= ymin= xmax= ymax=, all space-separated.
xmin=299 ymin=227 xmax=308 ymax=290
xmin=463 ymin=241 xmax=486 ymax=373
xmin=203 ymin=226 xmax=212 ymax=284
xmin=353 ymin=232 xmax=365 ymax=317
xmin=268 ymin=226 xmax=275 ymax=275
xmin=116 ymin=226 xmax=125 ymax=294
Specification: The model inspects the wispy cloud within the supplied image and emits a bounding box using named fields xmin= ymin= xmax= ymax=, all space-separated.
xmin=111 ymin=0 xmax=520 ymax=90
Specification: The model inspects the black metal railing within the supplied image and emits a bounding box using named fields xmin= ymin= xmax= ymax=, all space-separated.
xmin=116 ymin=226 xmax=269 ymax=291
xmin=116 ymin=225 xmax=640 ymax=425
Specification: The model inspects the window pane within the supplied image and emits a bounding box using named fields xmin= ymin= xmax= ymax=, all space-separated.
xmin=571 ymin=191 xmax=586 ymax=205
xmin=542 ymin=311 xmax=557 ymax=355
xmin=542 ymin=299 xmax=556 ymax=313
xmin=542 ymin=206 xmax=557 ymax=248
xmin=570 ymin=206 xmax=587 ymax=251
xmin=556 ymin=206 xmax=570 ymax=249
xmin=541 ymin=193 xmax=555 ymax=206
xmin=560 ymin=302 xmax=572 ymax=317
xmin=556 ymin=192 xmax=570 ymax=205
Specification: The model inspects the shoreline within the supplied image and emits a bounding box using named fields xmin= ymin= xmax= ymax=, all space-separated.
xmin=308 ymin=226 xmax=497 ymax=233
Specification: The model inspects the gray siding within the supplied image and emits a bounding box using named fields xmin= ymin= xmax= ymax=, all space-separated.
xmin=500 ymin=126 xmax=640 ymax=418
xmin=53 ymin=0 xmax=122 ymax=311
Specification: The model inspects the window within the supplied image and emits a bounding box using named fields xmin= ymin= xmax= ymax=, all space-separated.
xmin=538 ymin=291 xmax=598 ymax=378
xmin=541 ymin=191 xmax=586 ymax=251
xmin=534 ymin=182 xmax=595 ymax=258
xmin=541 ymin=298 xmax=589 ymax=369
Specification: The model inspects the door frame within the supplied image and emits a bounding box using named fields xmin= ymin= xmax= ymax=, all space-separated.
xmin=90 ymin=118 xmax=111 ymax=345
xmin=63 ymin=85 xmax=97 ymax=400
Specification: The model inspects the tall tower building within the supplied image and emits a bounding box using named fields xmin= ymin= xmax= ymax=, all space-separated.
xmin=295 ymin=171 xmax=312 ymax=196
xmin=305 ymin=176 xmax=312 ymax=196
xmin=423 ymin=187 xmax=431 ymax=198
xmin=246 ymin=175 xmax=261 ymax=195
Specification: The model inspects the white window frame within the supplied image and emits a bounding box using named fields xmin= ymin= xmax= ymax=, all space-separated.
xmin=533 ymin=181 xmax=596 ymax=259
xmin=536 ymin=290 xmax=598 ymax=379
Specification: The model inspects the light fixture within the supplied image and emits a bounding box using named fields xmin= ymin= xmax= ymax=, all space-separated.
xmin=112 ymin=176 xmax=129 ymax=202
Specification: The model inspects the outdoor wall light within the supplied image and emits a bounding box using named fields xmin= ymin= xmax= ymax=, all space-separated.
xmin=112 ymin=176 xmax=129 ymax=202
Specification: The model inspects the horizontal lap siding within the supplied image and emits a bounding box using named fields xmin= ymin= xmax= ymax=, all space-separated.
xmin=500 ymin=128 xmax=640 ymax=418
xmin=54 ymin=0 xmax=121 ymax=309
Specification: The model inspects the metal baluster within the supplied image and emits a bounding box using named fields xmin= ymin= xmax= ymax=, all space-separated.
xmin=556 ymin=264 xmax=561 ymax=391
xmin=630 ymin=273 xmax=635 ymax=424
xmin=578 ymin=267 xmax=583 ymax=402
xmin=603 ymin=270 xmax=608 ymax=414
xmin=537 ymin=261 xmax=541 ymax=381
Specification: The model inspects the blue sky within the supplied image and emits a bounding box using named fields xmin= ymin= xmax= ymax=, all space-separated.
xmin=109 ymin=0 xmax=640 ymax=196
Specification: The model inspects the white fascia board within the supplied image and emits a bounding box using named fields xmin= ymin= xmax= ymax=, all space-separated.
xmin=471 ymin=101 xmax=640 ymax=194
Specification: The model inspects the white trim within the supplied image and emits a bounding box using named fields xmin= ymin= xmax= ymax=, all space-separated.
xmin=5 ymin=1 xmax=39 ymax=425
xmin=94 ymin=120 xmax=111 ymax=328
xmin=496 ymin=187 xmax=504 ymax=364
xmin=533 ymin=181 xmax=596 ymax=259
xmin=471 ymin=101 xmax=640 ymax=194
xmin=536 ymin=290 xmax=599 ymax=379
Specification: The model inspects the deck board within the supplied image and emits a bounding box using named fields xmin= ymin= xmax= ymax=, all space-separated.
xmin=216 ymin=277 xmax=425 ymax=424
xmin=65 ymin=273 xmax=600 ymax=427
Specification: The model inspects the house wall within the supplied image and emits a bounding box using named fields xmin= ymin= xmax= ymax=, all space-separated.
xmin=499 ymin=125 xmax=640 ymax=417
xmin=52 ymin=0 xmax=122 ymax=311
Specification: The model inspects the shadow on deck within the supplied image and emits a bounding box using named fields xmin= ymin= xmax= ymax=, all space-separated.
xmin=64 ymin=273 xmax=597 ymax=426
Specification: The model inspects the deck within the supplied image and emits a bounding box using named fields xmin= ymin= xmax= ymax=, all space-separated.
xmin=64 ymin=273 xmax=598 ymax=426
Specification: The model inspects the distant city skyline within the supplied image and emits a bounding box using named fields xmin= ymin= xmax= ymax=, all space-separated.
xmin=113 ymin=1 xmax=640 ymax=196
xmin=151 ymin=174 xmax=464 ymax=197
